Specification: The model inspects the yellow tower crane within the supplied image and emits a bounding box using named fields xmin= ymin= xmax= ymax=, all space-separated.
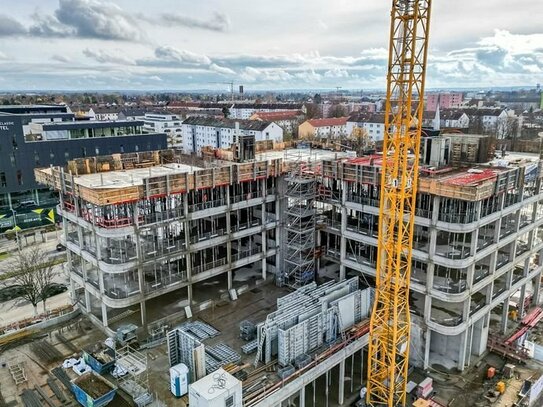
xmin=367 ymin=1 xmax=433 ymax=406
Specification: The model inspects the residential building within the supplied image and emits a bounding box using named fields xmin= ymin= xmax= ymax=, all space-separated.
xmin=0 ymin=105 xmax=167 ymax=232
xmin=229 ymin=103 xmax=306 ymax=120
xmin=249 ymin=110 xmax=304 ymax=137
xmin=298 ymin=117 xmax=349 ymax=139
xmin=118 ymin=108 xmax=148 ymax=121
xmin=427 ymin=92 xmax=464 ymax=111
xmin=441 ymin=109 xmax=469 ymax=129
xmin=464 ymin=108 xmax=510 ymax=137
xmin=346 ymin=112 xmax=386 ymax=141
xmin=91 ymin=106 xmax=121 ymax=121
xmin=141 ymin=112 xmax=183 ymax=148
xmin=181 ymin=117 xmax=283 ymax=154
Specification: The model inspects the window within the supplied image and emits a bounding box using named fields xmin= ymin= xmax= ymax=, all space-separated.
xmin=225 ymin=395 xmax=234 ymax=407
xmin=0 ymin=172 xmax=6 ymax=187
xmin=16 ymin=170 xmax=22 ymax=185
xmin=81 ymin=147 xmax=87 ymax=157
xmin=65 ymin=149 xmax=70 ymax=160
xmin=95 ymin=147 xmax=100 ymax=155
xmin=135 ymin=144 xmax=139 ymax=152
xmin=34 ymin=151 xmax=40 ymax=165
xmin=120 ymin=144 xmax=125 ymax=153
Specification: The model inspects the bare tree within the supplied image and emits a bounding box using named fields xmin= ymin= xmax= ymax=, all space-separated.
xmin=8 ymin=247 xmax=57 ymax=315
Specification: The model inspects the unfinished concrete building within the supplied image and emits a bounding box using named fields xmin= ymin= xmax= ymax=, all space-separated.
xmin=318 ymin=135 xmax=543 ymax=371
xmin=36 ymin=150 xmax=283 ymax=333
xmin=36 ymin=134 xmax=543 ymax=378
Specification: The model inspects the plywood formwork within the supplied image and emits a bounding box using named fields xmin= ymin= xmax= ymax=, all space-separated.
xmin=35 ymin=149 xmax=283 ymax=206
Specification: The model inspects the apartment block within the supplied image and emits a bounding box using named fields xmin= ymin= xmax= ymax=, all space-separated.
xmin=181 ymin=117 xmax=283 ymax=155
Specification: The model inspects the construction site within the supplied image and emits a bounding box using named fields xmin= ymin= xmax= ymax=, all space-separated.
xmin=1 ymin=1 xmax=543 ymax=407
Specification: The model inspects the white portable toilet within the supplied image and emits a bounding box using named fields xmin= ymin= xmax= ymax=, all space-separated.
xmin=170 ymin=363 xmax=189 ymax=397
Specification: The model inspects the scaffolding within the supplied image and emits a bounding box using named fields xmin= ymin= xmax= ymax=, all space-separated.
xmin=279 ymin=149 xmax=318 ymax=288
xmin=115 ymin=345 xmax=152 ymax=406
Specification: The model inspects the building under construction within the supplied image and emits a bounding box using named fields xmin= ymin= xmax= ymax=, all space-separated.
xmin=35 ymin=133 xmax=543 ymax=403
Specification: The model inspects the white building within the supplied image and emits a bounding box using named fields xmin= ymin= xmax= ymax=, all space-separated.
xmin=181 ymin=117 xmax=283 ymax=154
xmin=298 ymin=117 xmax=349 ymax=139
xmin=141 ymin=112 xmax=183 ymax=148
xmin=229 ymin=103 xmax=305 ymax=120
xmin=346 ymin=112 xmax=386 ymax=141
xmin=464 ymin=108 xmax=510 ymax=137
xmin=249 ymin=110 xmax=304 ymax=136
xmin=91 ymin=106 xmax=121 ymax=121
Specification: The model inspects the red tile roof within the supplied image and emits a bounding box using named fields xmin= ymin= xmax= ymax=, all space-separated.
xmin=307 ymin=117 xmax=349 ymax=127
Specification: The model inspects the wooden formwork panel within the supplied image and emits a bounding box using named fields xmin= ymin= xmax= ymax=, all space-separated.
xmin=237 ymin=163 xmax=255 ymax=182
xmin=418 ymin=178 xmax=495 ymax=201
xmin=79 ymin=185 xmax=142 ymax=205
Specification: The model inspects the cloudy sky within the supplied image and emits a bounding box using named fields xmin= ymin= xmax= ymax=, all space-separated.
xmin=0 ymin=0 xmax=541 ymax=91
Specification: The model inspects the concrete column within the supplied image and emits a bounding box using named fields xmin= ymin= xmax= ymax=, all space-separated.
xmin=424 ymin=329 xmax=432 ymax=369
xmin=339 ymin=359 xmax=345 ymax=405
xmin=101 ymin=303 xmax=108 ymax=327
xmin=457 ymin=330 xmax=468 ymax=371
xmin=140 ymin=300 xmax=147 ymax=332
xmin=84 ymin=289 xmax=91 ymax=313
xmin=426 ymin=263 xmax=434 ymax=292
xmin=534 ymin=275 xmax=541 ymax=305
xmin=226 ymin=206 xmax=233 ymax=291
xmin=470 ymin=226 xmax=480 ymax=257
xmin=325 ymin=370 xmax=329 ymax=407
xmin=500 ymin=296 xmax=510 ymax=335
xmin=299 ymin=386 xmax=305 ymax=407
xmin=466 ymin=324 xmax=474 ymax=367
xmin=339 ymin=181 xmax=348 ymax=281
xmin=262 ymin=231 xmax=267 ymax=280
xmin=431 ymin=196 xmax=441 ymax=225
xmin=519 ymin=284 xmax=527 ymax=317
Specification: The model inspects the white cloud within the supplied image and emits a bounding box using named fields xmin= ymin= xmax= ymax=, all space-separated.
xmin=153 ymin=46 xmax=211 ymax=65
xmin=83 ymin=48 xmax=135 ymax=65
xmin=209 ymin=63 xmax=235 ymax=76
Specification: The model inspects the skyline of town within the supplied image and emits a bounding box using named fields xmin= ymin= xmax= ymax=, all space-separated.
xmin=0 ymin=0 xmax=541 ymax=90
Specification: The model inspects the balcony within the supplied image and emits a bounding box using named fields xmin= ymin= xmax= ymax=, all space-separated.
xmin=438 ymin=212 xmax=477 ymax=224
xmin=142 ymin=272 xmax=187 ymax=294
xmin=188 ymin=198 xmax=227 ymax=213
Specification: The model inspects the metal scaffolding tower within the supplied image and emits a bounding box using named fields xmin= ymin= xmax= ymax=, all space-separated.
xmin=279 ymin=151 xmax=317 ymax=288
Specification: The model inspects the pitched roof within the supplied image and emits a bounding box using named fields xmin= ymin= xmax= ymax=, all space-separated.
xmin=347 ymin=112 xmax=386 ymax=124
xmin=182 ymin=116 xmax=273 ymax=131
xmin=251 ymin=110 xmax=303 ymax=121
xmin=440 ymin=109 xmax=466 ymax=120
xmin=306 ymin=117 xmax=349 ymax=127
xmin=463 ymin=108 xmax=504 ymax=117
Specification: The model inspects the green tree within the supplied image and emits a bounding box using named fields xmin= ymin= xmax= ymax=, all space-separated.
xmin=7 ymin=247 xmax=57 ymax=315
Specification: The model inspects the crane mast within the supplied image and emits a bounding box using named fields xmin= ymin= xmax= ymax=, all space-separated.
xmin=366 ymin=1 xmax=432 ymax=406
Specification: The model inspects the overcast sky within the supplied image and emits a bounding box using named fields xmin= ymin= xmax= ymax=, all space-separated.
xmin=0 ymin=0 xmax=541 ymax=91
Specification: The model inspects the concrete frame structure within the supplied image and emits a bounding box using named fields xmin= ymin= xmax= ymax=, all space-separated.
xmin=318 ymin=153 xmax=543 ymax=371
xmin=37 ymin=141 xmax=543 ymax=406
xmin=37 ymin=151 xmax=282 ymax=335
